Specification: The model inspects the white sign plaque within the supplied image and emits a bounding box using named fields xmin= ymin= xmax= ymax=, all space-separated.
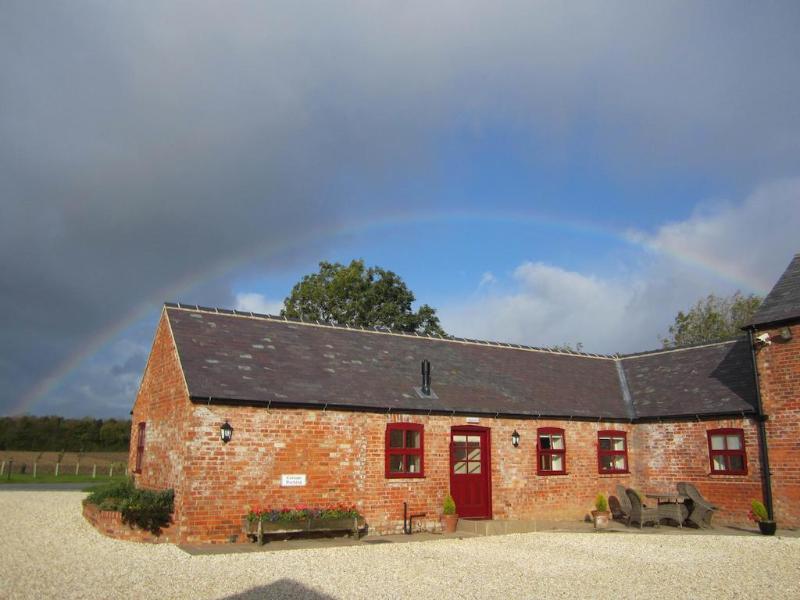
xmin=280 ymin=474 xmax=307 ymax=487
xmin=466 ymin=417 xmax=480 ymax=424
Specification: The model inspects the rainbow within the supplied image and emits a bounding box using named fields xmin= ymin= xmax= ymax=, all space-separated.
xmin=11 ymin=208 xmax=772 ymax=416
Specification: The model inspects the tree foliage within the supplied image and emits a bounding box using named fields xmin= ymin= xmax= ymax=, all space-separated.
xmin=0 ymin=416 xmax=131 ymax=451
xmin=661 ymin=291 xmax=762 ymax=348
xmin=282 ymin=260 xmax=447 ymax=336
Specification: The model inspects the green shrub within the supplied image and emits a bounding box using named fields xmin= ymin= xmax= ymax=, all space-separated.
xmin=443 ymin=494 xmax=456 ymax=516
xmin=84 ymin=478 xmax=173 ymax=533
xmin=595 ymin=493 xmax=608 ymax=512
xmin=85 ymin=478 xmax=135 ymax=506
xmin=751 ymin=500 xmax=769 ymax=521
xmin=119 ymin=488 xmax=174 ymax=533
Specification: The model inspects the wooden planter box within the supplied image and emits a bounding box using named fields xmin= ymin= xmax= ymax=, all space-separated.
xmin=243 ymin=516 xmax=365 ymax=544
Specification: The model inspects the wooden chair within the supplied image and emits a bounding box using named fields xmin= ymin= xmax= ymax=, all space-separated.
xmin=677 ymin=482 xmax=718 ymax=528
xmin=610 ymin=484 xmax=632 ymax=526
xmin=626 ymin=488 xmax=660 ymax=529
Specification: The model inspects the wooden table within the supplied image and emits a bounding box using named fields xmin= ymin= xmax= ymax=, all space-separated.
xmin=646 ymin=493 xmax=689 ymax=528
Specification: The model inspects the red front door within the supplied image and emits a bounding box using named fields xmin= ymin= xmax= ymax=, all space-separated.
xmin=450 ymin=426 xmax=492 ymax=519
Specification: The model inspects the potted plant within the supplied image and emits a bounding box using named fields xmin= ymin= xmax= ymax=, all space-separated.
xmin=591 ymin=493 xmax=610 ymax=529
xmin=749 ymin=500 xmax=777 ymax=536
xmin=441 ymin=494 xmax=458 ymax=533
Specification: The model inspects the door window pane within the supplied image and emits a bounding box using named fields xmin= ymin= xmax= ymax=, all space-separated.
xmin=467 ymin=461 xmax=481 ymax=474
xmin=454 ymin=461 xmax=467 ymax=474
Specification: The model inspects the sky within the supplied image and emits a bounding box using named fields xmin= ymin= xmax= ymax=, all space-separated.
xmin=2 ymin=1 xmax=800 ymax=418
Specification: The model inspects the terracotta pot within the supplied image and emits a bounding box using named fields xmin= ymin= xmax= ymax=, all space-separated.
xmin=758 ymin=520 xmax=777 ymax=536
xmin=591 ymin=510 xmax=611 ymax=529
xmin=441 ymin=514 xmax=459 ymax=533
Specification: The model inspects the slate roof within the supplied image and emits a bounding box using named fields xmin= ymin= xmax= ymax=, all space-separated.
xmin=165 ymin=305 xmax=758 ymax=421
xmin=619 ymin=340 xmax=757 ymax=419
xmin=747 ymin=253 xmax=800 ymax=328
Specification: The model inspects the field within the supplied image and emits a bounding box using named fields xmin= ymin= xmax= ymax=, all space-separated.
xmin=0 ymin=451 xmax=129 ymax=481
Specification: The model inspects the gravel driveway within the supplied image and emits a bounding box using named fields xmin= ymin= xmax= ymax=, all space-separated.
xmin=2 ymin=491 xmax=799 ymax=599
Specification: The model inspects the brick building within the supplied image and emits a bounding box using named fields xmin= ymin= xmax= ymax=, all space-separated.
xmin=130 ymin=254 xmax=800 ymax=543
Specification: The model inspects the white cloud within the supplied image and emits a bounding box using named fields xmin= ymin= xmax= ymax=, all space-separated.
xmin=479 ymin=272 xmax=497 ymax=287
xmin=235 ymin=293 xmax=284 ymax=316
xmin=441 ymin=180 xmax=800 ymax=353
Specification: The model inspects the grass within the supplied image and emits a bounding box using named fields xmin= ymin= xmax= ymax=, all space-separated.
xmin=0 ymin=473 xmax=128 ymax=485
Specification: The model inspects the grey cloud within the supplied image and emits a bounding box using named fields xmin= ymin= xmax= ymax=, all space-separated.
xmin=2 ymin=2 xmax=800 ymax=414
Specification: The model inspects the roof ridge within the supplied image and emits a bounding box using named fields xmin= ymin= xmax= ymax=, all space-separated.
xmin=618 ymin=337 xmax=742 ymax=359
xmin=164 ymin=302 xmax=619 ymax=360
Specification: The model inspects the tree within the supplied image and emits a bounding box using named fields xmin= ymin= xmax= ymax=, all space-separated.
xmin=661 ymin=291 xmax=762 ymax=348
xmin=282 ymin=260 xmax=447 ymax=336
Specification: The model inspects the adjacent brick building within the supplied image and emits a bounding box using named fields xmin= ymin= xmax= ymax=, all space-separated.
xmin=130 ymin=254 xmax=800 ymax=543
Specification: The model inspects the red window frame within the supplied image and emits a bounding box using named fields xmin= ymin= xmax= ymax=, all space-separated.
xmin=385 ymin=423 xmax=424 ymax=478
xmin=537 ymin=427 xmax=566 ymax=475
xmin=134 ymin=422 xmax=146 ymax=474
xmin=597 ymin=430 xmax=629 ymax=474
xmin=707 ymin=428 xmax=747 ymax=475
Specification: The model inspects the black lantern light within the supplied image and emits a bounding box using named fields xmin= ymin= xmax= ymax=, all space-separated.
xmin=220 ymin=421 xmax=233 ymax=443
xmin=511 ymin=429 xmax=520 ymax=448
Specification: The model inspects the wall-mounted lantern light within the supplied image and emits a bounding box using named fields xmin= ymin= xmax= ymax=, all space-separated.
xmin=220 ymin=421 xmax=233 ymax=443
xmin=511 ymin=430 xmax=520 ymax=448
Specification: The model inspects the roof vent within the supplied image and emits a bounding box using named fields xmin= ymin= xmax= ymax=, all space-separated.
xmin=414 ymin=359 xmax=437 ymax=399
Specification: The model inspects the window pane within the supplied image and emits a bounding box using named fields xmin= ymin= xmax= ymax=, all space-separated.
xmin=710 ymin=435 xmax=725 ymax=450
xmin=729 ymin=454 xmax=744 ymax=471
xmin=453 ymin=435 xmax=467 ymax=443
xmin=551 ymin=455 xmax=563 ymax=471
xmin=389 ymin=429 xmax=404 ymax=448
xmin=599 ymin=437 xmax=611 ymax=450
xmin=407 ymin=455 xmax=421 ymax=474
xmin=713 ymin=455 xmax=726 ymax=471
xmin=468 ymin=447 xmax=481 ymax=461
xmin=467 ymin=435 xmax=481 ymax=444
xmin=406 ymin=430 xmax=420 ymax=449
xmin=614 ymin=455 xmax=626 ymax=470
xmin=612 ymin=437 xmax=625 ymax=451
xmin=389 ymin=454 xmax=405 ymax=473
xmin=551 ymin=435 xmax=564 ymax=450
xmin=454 ymin=461 xmax=467 ymax=474
xmin=600 ymin=455 xmax=614 ymax=470
xmin=540 ymin=454 xmax=552 ymax=471
xmin=540 ymin=436 xmax=552 ymax=450
xmin=467 ymin=461 xmax=481 ymax=474
xmin=454 ymin=447 xmax=467 ymax=462
xmin=726 ymin=435 xmax=742 ymax=450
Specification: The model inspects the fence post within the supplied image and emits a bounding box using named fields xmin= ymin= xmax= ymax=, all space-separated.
xmin=75 ymin=462 xmax=80 ymax=476
xmin=55 ymin=462 xmax=60 ymax=477
xmin=0 ymin=461 xmax=5 ymax=476
xmin=125 ymin=466 xmax=128 ymax=476
xmin=93 ymin=464 xmax=97 ymax=478
xmin=109 ymin=465 xmax=114 ymax=478
xmin=6 ymin=459 xmax=12 ymax=481
xmin=33 ymin=463 xmax=37 ymax=479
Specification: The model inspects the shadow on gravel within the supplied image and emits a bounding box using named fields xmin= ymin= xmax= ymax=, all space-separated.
xmin=222 ymin=578 xmax=337 ymax=600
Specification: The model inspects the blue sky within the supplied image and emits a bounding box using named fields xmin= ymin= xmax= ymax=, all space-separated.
xmin=2 ymin=2 xmax=800 ymax=417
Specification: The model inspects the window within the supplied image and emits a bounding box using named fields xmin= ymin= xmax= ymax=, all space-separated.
xmin=537 ymin=427 xmax=566 ymax=475
xmin=708 ymin=428 xmax=747 ymax=474
xmin=385 ymin=423 xmax=424 ymax=478
xmin=452 ymin=433 xmax=482 ymax=475
xmin=134 ymin=422 xmax=146 ymax=473
xmin=598 ymin=430 xmax=628 ymax=474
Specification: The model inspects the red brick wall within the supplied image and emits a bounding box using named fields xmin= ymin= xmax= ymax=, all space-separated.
xmin=754 ymin=322 xmax=800 ymax=527
xmin=129 ymin=311 xmax=191 ymax=534
xmin=176 ymin=403 xmax=643 ymax=543
xmin=632 ymin=418 xmax=762 ymax=525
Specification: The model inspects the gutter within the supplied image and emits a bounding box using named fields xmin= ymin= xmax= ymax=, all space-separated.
xmin=189 ymin=395 xmax=755 ymax=424
xmin=746 ymin=328 xmax=775 ymax=521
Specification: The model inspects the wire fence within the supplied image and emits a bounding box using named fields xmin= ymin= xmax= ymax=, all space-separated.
xmin=0 ymin=459 xmax=128 ymax=480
